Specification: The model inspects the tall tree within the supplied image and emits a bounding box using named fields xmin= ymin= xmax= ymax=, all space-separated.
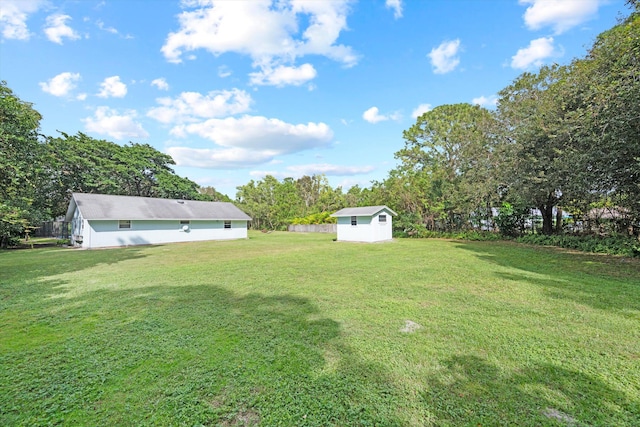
xmin=0 ymin=82 xmax=46 ymax=245
xmin=395 ymin=103 xmax=499 ymax=230
xmin=198 ymin=186 xmax=231 ymax=202
xmin=295 ymin=175 xmax=325 ymax=214
xmin=236 ymin=175 xmax=304 ymax=230
xmin=45 ymin=132 xmax=202 ymax=217
xmin=343 ymin=184 xmax=372 ymax=208
xmin=496 ymin=65 xmax=574 ymax=234
xmin=564 ymin=9 xmax=640 ymax=226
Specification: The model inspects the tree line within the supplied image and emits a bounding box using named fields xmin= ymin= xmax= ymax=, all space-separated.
xmin=371 ymin=4 xmax=639 ymax=237
xmin=1 ymin=4 xmax=638 ymax=245
xmin=0 ymin=87 xmax=227 ymax=246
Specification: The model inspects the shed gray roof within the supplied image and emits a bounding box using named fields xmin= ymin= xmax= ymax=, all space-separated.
xmin=65 ymin=193 xmax=251 ymax=221
xmin=331 ymin=205 xmax=397 ymax=217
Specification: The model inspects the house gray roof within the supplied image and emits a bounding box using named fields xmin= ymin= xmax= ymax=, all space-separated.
xmin=331 ymin=205 xmax=397 ymax=217
xmin=65 ymin=193 xmax=251 ymax=221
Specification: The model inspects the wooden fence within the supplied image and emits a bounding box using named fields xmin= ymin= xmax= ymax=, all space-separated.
xmin=35 ymin=221 xmax=71 ymax=239
xmin=287 ymin=224 xmax=337 ymax=233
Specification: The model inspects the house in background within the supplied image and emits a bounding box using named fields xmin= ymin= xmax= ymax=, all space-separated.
xmin=65 ymin=193 xmax=251 ymax=249
xmin=331 ymin=206 xmax=397 ymax=243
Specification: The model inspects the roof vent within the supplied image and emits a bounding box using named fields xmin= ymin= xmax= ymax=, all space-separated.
xmin=177 ymin=200 xmax=185 ymax=204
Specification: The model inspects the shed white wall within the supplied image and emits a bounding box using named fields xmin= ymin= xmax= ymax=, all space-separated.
xmin=70 ymin=207 xmax=86 ymax=246
xmin=335 ymin=212 xmax=393 ymax=242
xmin=76 ymin=217 xmax=247 ymax=248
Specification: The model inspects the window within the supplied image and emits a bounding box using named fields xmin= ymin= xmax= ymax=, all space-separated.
xmin=224 ymin=221 xmax=231 ymax=229
xmin=379 ymin=214 xmax=387 ymax=223
xmin=351 ymin=216 xmax=357 ymax=226
xmin=118 ymin=220 xmax=131 ymax=229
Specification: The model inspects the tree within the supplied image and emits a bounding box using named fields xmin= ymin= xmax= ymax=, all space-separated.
xmin=236 ymin=175 xmax=304 ymax=230
xmin=394 ymin=103 xmax=499 ymax=230
xmin=294 ymin=174 xmax=345 ymax=215
xmin=45 ymin=132 xmax=202 ymax=217
xmin=198 ymin=186 xmax=231 ymax=202
xmin=113 ymin=143 xmax=177 ymax=197
xmin=0 ymin=81 xmax=46 ymax=246
xmin=343 ymin=184 xmax=372 ymax=207
xmin=496 ymin=65 xmax=574 ymax=234
xmin=295 ymin=175 xmax=325 ymax=215
xmin=563 ymin=10 xmax=640 ymax=229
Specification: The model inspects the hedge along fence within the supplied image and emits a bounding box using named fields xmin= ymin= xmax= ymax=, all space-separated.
xmin=288 ymin=224 xmax=337 ymax=233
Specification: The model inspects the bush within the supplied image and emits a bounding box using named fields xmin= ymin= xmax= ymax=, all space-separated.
xmin=290 ymin=212 xmax=336 ymax=225
xmin=517 ymin=233 xmax=640 ymax=257
xmin=5 ymin=236 xmax=21 ymax=247
xmin=495 ymin=202 xmax=528 ymax=237
xmin=394 ymin=225 xmax=502 ymax=241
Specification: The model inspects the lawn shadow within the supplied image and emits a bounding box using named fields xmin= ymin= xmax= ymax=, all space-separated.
xmin=454 ymin=241 xmax=640 ymax=314
xmin=1 ymin=281 xmax=404 ymax=426
xmin=421 ymin=354 xmax=640 ymax=426
xmin=0 ymin=246 xmax=149 ymax=282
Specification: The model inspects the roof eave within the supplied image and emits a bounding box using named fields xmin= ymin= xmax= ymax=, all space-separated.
xmin=64 ymin=195 xmax=78 ymax=222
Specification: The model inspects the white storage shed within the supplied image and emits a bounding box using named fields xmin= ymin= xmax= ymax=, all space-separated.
xmin=65 ymin=193 xmax=251 ymax=249
xmin=331 ymin=205 xmax=397 ymax=242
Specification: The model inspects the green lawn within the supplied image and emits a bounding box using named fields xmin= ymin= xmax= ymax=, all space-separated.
xmin=1 ymin=232 xmax=639 ymax=426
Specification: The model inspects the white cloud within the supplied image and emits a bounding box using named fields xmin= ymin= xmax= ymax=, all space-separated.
xmin=249 ymin=170 xmax=289 ymax=179
xmin=385 ymin=0 xmax=403 ymax=19
xmin=39 ymin=72 xmax=81 ymax=97
xmin=249 ymin=63 xmax=317 ymax=87
xmin=248 ymin=163 xmax=374 ymax=179
xmin=363 ymin=107 xmax=385 ymax=124
xmin=97 ymin=76 xmax=127 ymax=98
xmin=0 ymin=0 xmax=45 ymax=40
xmin=147 ymin=89 xmax=253 ymax=124
xmin=411 ymin=103 xmax=432 ymax=119
xmin=363 ymin=106 xmax=401 ymax=124
xmin=511 ymin=37 xmax=558 ymax=69
xmin=161 ymin=0 xmax=357 ymax=86
xmin=167 ymin=147 xmax=274 ymax=169
xmin=76 ymin=93 xmax=87 ymax=101
xmin=44 ymin=14 xmax=80 ymax=44
xmin=520 ymin=0 xmax=603 ymax=34
xmin=472 ymin=95 xmax=498 ymax=107
xmin=96 ymin=19 xmax=118 ymax=34
xmin=218 ymin=65 xmax=232 ymax=78
xmin=172 ymin=115 xmax=332 ymax=151
xmin=95 ymin=19 xmax=132 ymax=39
xmin=83 ymin=106 xmax=149 ymax=140
xmin=287 ymin=163 xmax=375 ymax=176
xmin=428 ymin=39 xmax=461 ymax=74
xmin=167 ymin=115 xmax=333 ymax=169
xmin=151 ymin=78 xmax=169 ymax=91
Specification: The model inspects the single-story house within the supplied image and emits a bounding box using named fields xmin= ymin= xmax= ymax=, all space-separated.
xmin=65 ymin=193 xmax=251 ymax=249
xmin=331 ymin=205 xmax=397 ymax=242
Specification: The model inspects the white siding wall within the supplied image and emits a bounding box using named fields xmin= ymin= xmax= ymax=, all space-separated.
xmin=336 ymin=211 xmax=393 ymax=242
xmin=70 ymin=208 xmax=85 ymax=247
xmin=78 ymin=218 xmax=247 ymax=248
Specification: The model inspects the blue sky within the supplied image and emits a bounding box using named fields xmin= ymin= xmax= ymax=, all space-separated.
xmin=0 ymin=0 xmax=627 ymax=197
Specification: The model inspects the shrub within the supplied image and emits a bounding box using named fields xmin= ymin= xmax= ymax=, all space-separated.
xmin=290 ymin=212 xmax=336 ymax=225
xmin=394 ymin=226 xmax=502 ymax=241
xmin=517 ymin=233 xmax=640 ymax=257
xmin=495 ymin=202 xmax=528 ymax=237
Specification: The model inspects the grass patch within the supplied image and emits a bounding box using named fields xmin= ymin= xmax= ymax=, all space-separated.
xmin=1 ymin=232 xmax=639 ymax=426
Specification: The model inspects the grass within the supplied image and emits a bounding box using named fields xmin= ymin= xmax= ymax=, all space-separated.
xmin=1 ymin=231 xmax=639 ymax=426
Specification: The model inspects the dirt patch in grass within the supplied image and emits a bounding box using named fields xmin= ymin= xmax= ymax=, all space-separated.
xmin=543 ymin=408 xmax=578 ymax=426
xmin=400 ymin=320 xmax=423 ymax=333
xmin=220 ymin=408 xmax=260 ymax=426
